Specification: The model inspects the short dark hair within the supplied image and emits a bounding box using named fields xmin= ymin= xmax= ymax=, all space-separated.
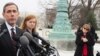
xmin=3 ymin=2 xmax=19 ymax=13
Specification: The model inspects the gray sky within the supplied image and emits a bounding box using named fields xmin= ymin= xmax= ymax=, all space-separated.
xmin=0 ymin=0 xmax=47 ymax=18
xmin=0 ymin=0 xmax=83 ymax=18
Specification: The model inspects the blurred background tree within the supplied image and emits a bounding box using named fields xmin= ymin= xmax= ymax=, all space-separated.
xmin=86 ymin=11 xmax=98 ymax=29
xmin=67 ymin=0 xmax=100 ymax=29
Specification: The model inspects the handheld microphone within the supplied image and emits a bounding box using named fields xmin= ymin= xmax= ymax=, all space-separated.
xmin=19 ymin=36 xmax=29 ymax=46
xmin=32 ymin=32 xmax=50 ymax=46
xmin=19 ymin=36 xmax=35 ymax=56
xmin=0 ymin=29 xmax=7 ymax=37
xmin=23 ymin=32 xmax=46 ymax=51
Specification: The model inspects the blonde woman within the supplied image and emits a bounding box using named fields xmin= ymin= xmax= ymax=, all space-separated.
xmin=74 ymin=24 xmax=95 ymax=56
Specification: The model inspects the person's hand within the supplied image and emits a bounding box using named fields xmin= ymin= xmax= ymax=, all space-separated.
xmin=82 ymin=38 xmax=88 ymax=42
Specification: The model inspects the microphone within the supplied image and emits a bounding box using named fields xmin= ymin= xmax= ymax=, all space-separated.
xmin=0 ymin=29 xmax=7 ymax=37
xmin=19 ymin=36 xmax=29 ymax=46
xmin=32 ymin=32 xmax=50 ymax=47
xmin=23 ymin=32 xmax=46 ymax=51
xmin=19 ymin=36 xmax=35 ymax=56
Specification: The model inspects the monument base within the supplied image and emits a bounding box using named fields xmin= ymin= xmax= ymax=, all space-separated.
xmin=50 ymin=40 xmax=76 ymax=51
xmin=49 ymin=32 xmax=76 ymax=51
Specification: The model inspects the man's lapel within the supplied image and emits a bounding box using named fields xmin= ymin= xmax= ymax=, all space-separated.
xmin=1 ymin=23 xmax=13 ymax=48
xmin=16 ymin=27 xmax=23 ymax=37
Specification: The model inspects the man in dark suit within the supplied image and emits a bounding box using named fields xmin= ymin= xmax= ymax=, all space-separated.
xmin=0 ymin=2 xmax=23 ymax=56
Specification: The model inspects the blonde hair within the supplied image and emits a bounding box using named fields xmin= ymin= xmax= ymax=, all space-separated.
xmin=20 ymin=15 xmax=37 ymax=32
xmin=81 ymin=24 xmax=91 ymax=31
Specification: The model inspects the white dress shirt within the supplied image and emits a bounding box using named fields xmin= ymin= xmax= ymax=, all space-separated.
xmin=5 ymin=21 xmax=16 ymax=38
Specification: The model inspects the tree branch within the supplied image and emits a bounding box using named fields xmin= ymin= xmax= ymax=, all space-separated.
xmin=81 ymin=0 xmax=86 ymax=8
xmin=70 ymin=1 xmax=80 ymax=13
xmin=93 ymin=0 xmax=99 ymax=10
xmin=67 ymin=0 xmax=72 ymax=19
xmin=87 ymin=0 xmax=92 ymax=10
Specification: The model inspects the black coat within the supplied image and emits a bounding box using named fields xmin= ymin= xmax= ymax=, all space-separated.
xmin=90 ymin=26 xmax=98 ymax=41
xmin=27 ymin=30 xmax=42 ymax=53
xmin=76 ymin=27 xmax=98 ymax=41
xmin=0 ymin=23 xmax=23 ymax=56
xmin=74 ymin=31 xmax=95 ymax=56
xmin=20 ymin=29 xmax=50 ymax=56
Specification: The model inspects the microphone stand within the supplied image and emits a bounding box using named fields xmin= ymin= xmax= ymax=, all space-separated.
xmin=27 ymin=45 xmax=35 ymax=56
xmin=16 ymin=44 xmax=21 ymax=56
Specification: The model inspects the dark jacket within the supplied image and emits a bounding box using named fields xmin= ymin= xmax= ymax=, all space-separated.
xmin=0 ymin=23 xmax=23 ymax=56
xmin=90 ymin=26 xmax=98 ymax=41
xmin=74 ymin=31 xmax=95 ymax=56
xmin=20 ymin=29 xmax=50 ymax=56
xmin=76 ymin=27 xmax=98 ymax=42
xmin=25 ymin=29 xmax=42 ymax=53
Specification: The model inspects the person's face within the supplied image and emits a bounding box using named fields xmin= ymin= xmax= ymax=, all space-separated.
xmin=3 ymin=5 xmax=19 ymax=25
xmin=82 ymin=28 xmax=89 ymax=33
xmin=26 ymin=18 xmax=36 ymax=30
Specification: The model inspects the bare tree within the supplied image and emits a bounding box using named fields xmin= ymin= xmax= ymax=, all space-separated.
xmin=79 ymin=0 xmax=100 ymax=27
xmin=39 ymin=0 xmax=57 ymax=28
xmin=80 ymin=0 xmax=99 ymax=10
xmin=39 ymin=0 xmax=100 ymax=29
xmin=66 ymin=0 xmax=82 ymax=29
xmin=67 ymin=0 xmax=100 ymax=29
xmin=67 ymin=0 xmax=80 ymax=19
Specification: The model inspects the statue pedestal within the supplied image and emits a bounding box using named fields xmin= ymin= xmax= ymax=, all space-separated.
xmin=50 ymin=40 xmax=76 ymax=51
xmin=48 ymin=0 xmax=76 ymax=51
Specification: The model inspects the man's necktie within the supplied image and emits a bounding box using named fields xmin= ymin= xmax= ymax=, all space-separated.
xmin=11 ymin=28 xmax=17 ymax=52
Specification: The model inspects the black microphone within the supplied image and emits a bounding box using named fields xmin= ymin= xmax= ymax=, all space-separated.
xmin=0 ymin=29 xmax=7 ymax=37
xmin=32 ymin=32 xmax=50 ymax=46
xmin=19 ymin=36 xmax=35 ymax=56
xmin=23 ymin=32 xmax=46 ymax=51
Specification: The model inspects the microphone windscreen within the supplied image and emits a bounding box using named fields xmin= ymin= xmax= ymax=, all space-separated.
xmin=32 ymin=32 xmax=38 ymax=37
xmin=0 ymin=29 xmax=7 ymax=37
xmin=23 ymin=32 xmax=33 ymax=40
xmin=3 ymin=29 xmax=7 ymax=32
xmin=20 ymin=36 xmax=29 ymax=46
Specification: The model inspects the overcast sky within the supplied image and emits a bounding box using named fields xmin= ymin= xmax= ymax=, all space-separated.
xmin=0 ymin=0 xmax=48 ymax=18
xmin=0 ymin=0 xmax=80 ymax=18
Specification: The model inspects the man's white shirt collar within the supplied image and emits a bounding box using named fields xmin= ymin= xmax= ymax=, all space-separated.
xmin=5 ymin=21 xmax=16 ymax=37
